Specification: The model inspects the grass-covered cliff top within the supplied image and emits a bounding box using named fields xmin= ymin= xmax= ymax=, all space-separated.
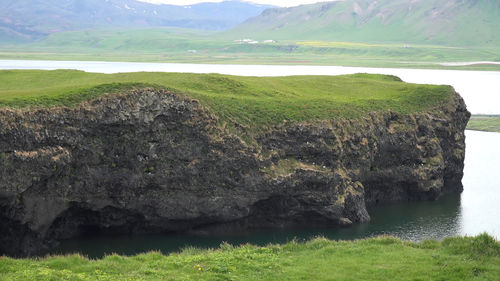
xmin=0 ymin=70 xmax=454 ymax=127
xmin=1 ymin=234 xmax=499 ymax=280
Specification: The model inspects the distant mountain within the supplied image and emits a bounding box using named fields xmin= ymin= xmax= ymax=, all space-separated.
xmin=229 ymin=0 xmax=500 ymax=46
xmin=0 ymin=0 xmax=273 ymax=43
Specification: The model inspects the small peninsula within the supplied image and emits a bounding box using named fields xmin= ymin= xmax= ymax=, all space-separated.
xmin=0 ymin=70 xmax=470 ymax=256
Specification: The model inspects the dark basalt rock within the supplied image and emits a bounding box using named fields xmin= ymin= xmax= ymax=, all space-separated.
xmin=0 ymin=89 xmax=470 ymax=256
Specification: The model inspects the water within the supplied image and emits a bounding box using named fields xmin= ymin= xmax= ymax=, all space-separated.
xmin=48 ymin=130 xmax=500 ymax=258
xmin=0 ymin=60 xmax=499 ymax=115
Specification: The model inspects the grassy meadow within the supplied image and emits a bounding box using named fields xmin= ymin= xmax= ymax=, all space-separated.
xmin=0 ymin=70 xmax=454 ymax=131
xmin=467 ymin=115 xmax=500 ymax=133
xmin=1 ymin=234 xmax=499 ymax=280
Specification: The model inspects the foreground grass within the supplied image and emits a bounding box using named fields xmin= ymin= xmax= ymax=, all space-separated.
xmin=1 ymin=234 xmax=499 ymax=280
xmin=0 ymin=70 xmax=453 ymax=131
xmin=467 ymin=115 xmax=500 ymax=133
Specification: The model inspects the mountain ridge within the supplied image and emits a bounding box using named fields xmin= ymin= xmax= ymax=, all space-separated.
xmin=0 ymin=0 xmax=273 ymax=42
xmin=229 ymin=0 xmax=500 ymax=46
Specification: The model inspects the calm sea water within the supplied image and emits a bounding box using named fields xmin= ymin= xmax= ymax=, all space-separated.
xmin=48 ymin=130 xmax=500 ymax=258
xmin=0 ymin=60 xmax=499 ymax=115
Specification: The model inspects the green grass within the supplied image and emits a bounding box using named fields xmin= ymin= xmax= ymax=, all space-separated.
xmin=1 ymin=234 xmax=499 ymax=280
xmin=467 ymin=115 xmax=500 ymax=133
xmin=0 ymin=70 xmax=454 ymax=131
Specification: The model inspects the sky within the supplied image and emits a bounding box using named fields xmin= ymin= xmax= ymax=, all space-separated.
xmin=138 ymin=0 xmax=329 ymax=7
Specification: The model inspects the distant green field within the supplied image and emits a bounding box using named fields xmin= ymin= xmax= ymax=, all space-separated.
xmin=0 ymin=27 xmax=499 ymax=70
xmin=0 ymin=70 xmax=453 ymax=131
xmin=467 ymin=115 xmax=500 ymax=133
xmin=1 ymin=234 xmax=499 ymax=280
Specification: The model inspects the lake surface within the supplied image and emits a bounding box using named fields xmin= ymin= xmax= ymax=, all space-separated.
xmin=48 ymin=130 xmax=500 ymax=258
xmin=0 ymin=60 xmax=499 ymax=115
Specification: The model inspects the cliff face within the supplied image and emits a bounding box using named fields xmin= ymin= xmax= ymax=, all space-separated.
xmin=0 ymin=89 xmax=470 ymax=256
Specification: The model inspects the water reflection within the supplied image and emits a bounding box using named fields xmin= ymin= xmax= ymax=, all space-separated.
xmin=365 ymin=194 xmax=462 ymax=241
xmin=51 ymin=195 xmax=463 ymax=258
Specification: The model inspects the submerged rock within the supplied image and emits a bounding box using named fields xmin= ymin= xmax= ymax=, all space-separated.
xmin=0 ymin=88 xmax=469 ymax=256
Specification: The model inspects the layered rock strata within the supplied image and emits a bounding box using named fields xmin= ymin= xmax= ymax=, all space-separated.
xmin=0 ymin=89 xmax=470 ymax=256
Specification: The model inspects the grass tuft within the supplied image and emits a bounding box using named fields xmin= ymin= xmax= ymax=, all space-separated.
xmin=443 ymin=233 xmax=500 ymax=259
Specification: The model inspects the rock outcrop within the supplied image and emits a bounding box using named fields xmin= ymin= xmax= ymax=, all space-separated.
xmin=0 ymin=88 xmax=470 ymax=256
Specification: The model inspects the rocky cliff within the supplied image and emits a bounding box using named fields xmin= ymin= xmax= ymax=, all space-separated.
xmin=0 ymin=88 xmax=470 ymax=256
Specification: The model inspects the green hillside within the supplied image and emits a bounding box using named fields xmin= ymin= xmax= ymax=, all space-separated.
xmin=0 ymin=0 xmax=272 ymax=43
xmin=0 ymin=70 xmax=453 ymax=130
xmin=229 ymin=0 xmax=500 ymax=46
xmin=35 ymin=28 xmax=220 ymax=53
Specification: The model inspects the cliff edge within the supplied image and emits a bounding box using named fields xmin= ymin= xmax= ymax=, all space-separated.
xmin=0 ymin=76 xmax=470 ymax=256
